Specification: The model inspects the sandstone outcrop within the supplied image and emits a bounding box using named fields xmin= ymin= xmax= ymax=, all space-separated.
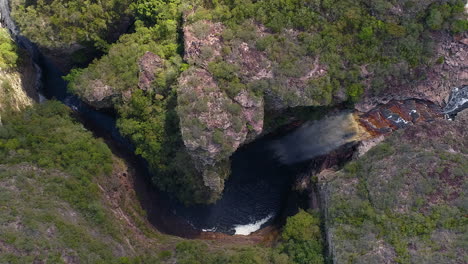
xmin=177 ymin=67 xmax=263 ymax=193
xmin=138 ymin=51 xmax=164 ymax=91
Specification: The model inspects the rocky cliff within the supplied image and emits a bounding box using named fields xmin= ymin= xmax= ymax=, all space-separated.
xmin=70 ymin=50 xmax=166 ymax=110
xmin=0 ymin=26 xmax=38 ymax=120
xmin=178 ymin=17 xmax=336 ymax=194
xmin=319 ymin=111 xmax=467 ymax=263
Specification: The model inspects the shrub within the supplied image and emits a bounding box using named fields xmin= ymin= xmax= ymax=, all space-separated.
xmin=281 ymin=210 xmax=324 ymax=264
xmin=0 ymin=28 xmax=18 ymax=69
xmin=226 ymin=102 xmax=242 ymax=115
xmin=208 ymin=61 xmax=239 ymax=81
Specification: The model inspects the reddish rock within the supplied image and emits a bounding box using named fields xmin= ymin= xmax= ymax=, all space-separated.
xmin=358 ymin=100 xmax=443 ymax=137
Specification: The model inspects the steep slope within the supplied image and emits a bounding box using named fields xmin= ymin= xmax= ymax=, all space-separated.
xmin=319 ymin=111 xmax=467 ymax=263
xmin=0 ymin=102 xmax=181 ymax=263
xmin=0 ymin=26 xmax=38 ymax=122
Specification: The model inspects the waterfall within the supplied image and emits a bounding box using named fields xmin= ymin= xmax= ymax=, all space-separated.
xmin=443 ymin=85 xmax=468 ymax=117
xmin=271 ymin=112 xmax=370 ymax=165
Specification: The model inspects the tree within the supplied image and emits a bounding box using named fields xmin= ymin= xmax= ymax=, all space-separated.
xmin=0 ymin=29 xmax=18 ymax=69
xmin=426 ymin=9 xmax=444 ymax=30
xmin=281 ymin=210 xmax=324 ymax=264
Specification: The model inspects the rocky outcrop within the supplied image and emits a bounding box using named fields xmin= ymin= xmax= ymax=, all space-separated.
xmin=319 ymin=116 xmax=467 ymax=263
xmin=178 ymin=17 xmax=336 ymax=196
xmin=79 ymin=79 xmax=118 ymax=109
xmin=138 ymin=51 xmax=164 ymax=91
xmin=358 ymin=99 xmax=443 ymax=136
xmin=183 ymin=20 xmax=225 ymax=68
xmin=183 ymin=19 xmax=330 ymax=109
xmin=177 ymin=67 xmax=263 ymax=193
xmin=356 ymin=32 xmax=468 ymax=112
xmin=443 ymin=85 xmax=468 ymax=116
xmin=78 ymin=51 xmax=164 ymax=109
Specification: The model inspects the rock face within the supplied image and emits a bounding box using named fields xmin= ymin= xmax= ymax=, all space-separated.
xmin=319 ymin=116 xmax=467 ymax=263
xmin=138 ymin=51 xmax=163 ymax=91
xmin=182 ymin=19 xmax=330 ymax=109
xmin=177 ymin=67 xmax=263 ymax=193
xmin=178 ymin=17 xmax=334 ymax=196
xmin=356 ymin=32 xmax=468 ymax=112
xmin=80 ymin=79 xmax=117 ymax=109
xmin=183 ymin=20 xmax=225 ymax=68
xmin=358 ymin=99 xmax=443 ymax=136
xmin=0 ymin=27 xmax=39 ymax=119
xmin=79 ymin=51 xmax=164 ymax=109
xmin=443 ymin=85 xmax=468 ymax=115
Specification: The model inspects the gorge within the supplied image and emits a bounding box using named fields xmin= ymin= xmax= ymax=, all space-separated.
xmin=0 ymin=0 xmax=467 ymax=263
xmin=2 ymin=0 xmax=467 ymax=238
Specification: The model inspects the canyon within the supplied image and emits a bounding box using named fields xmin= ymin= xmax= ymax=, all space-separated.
xmin=0 ymin=0 xmax=467 ymax=263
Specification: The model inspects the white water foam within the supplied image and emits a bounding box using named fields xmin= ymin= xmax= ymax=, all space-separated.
xmin=202 ymin=227 xmax=217 ymax=232
xmin=233 ymin=214 xmax=274 ymax=236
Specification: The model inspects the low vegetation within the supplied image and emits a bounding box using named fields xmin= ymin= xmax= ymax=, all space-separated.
xmin=322 ymin=119 xmax=467 ymax=263
xmin=0 ymin=101 xmax=113 ymax=223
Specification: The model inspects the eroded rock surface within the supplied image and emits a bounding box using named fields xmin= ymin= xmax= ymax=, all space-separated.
xmin=138 ymin=51 xmax=163 ymax=91
xmin=80 ymin=79 xmax=117 ymax=109
xmin=177 ymin=68 xmax=263 ymax=193
xmin=358 ymin=99 xmax=443 ymax=136
xmin=179 ymin=17 xmax=337 ymax=195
